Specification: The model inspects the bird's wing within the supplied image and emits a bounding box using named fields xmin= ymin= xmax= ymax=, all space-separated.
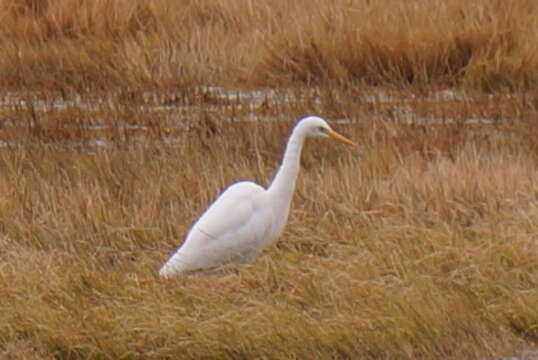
xmin=186 ymin=181 xmax=267 ymax=244
xmin=159 ymin=181 xmax=269 ymax=275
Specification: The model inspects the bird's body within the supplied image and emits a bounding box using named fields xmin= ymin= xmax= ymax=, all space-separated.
xmin=161 ymin=181 xmax=273 ymax=274
xmin=159 ymin=116 xmax=355 ymax=277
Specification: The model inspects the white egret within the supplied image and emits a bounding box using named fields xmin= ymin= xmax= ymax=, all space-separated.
xmin=159 ymin=115 xmax=356 ymax=277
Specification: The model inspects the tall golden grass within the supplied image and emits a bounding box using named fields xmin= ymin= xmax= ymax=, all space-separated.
xmin=0 ymin=91 xmax=537 ymax=359
xmin=0 ymin=0 xmax=537 ymax=91
xmin=0 ymin=0 xmax=537 ymax=359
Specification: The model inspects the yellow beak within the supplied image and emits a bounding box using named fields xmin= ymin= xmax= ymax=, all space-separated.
xmin=327 ymin=128 xmax=357 ymax=147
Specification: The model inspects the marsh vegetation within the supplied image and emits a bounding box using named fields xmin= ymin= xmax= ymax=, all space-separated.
xmin=0 ymin=0 xmax=537 ymax=359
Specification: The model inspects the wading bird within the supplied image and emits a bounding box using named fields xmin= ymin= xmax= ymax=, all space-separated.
xmin=159 ymin=115 xmax=356 ymax=277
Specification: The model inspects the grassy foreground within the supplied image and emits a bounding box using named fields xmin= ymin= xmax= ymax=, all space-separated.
xmin=0 ymin=91 xmax=537 ymax=359
xmin=0 ymin=0 xmax=538 ymax=91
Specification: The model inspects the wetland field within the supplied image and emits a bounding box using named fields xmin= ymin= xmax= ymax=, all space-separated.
xmin=0 ymin=0 xmax=537 ymax=359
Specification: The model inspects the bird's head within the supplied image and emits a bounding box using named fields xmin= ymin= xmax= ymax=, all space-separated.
xmin=298 ymin=116 xmax=356 ymax=147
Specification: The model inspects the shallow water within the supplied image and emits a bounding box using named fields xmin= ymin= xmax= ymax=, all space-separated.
xmin=0 ymin=86 xmax=508 ymax=149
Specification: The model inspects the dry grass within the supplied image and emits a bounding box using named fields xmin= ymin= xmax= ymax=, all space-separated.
xmin=257 ymin=0 xmax=538 ymax=91
xmin=0 ymin=0 xmax=537 ymax=358
xmin=0 ymin=90 xmax=537 ymax=359
xmin=0 ymin=0 xmax=538 ymax=92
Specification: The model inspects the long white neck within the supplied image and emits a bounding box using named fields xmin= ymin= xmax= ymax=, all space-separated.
xmin=267 ymin=127 xmax=306 ymax=203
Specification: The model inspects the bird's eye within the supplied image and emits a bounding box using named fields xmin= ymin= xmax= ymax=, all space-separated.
xmin=318 ymin=126 xmax=326 ymax=132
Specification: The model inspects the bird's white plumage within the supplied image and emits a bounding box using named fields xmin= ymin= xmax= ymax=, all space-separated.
xmin=159 ymin=116 xmax=356 ymax=277
xmin=159 ymin=182 xmax=270 ymax=276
